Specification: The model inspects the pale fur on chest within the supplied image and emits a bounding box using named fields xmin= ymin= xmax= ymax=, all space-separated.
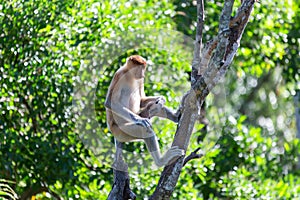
xmin=121 ymin=80 xmax=141 ymax=113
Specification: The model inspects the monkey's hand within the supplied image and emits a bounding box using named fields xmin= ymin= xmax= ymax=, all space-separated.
xmin=155 ymin=96 xmax=166 ymax=104
xmin=148 ymin=96 xmax=166 ymax=117
xmin=149 ymin=103 xmax=163 ymax=117
xmin=136 ymin=118 xmax=152 ymax=128
xmin=130 ymin=113 xmax=152 ymax=128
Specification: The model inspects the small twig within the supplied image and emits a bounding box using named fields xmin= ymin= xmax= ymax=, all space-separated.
xmin=183 ymin=147 xmax=203 ymax=166
xmin=192 ymin=0 xmax=205 ymax=80
xmin=19 ymin=95 xmax=38 ymax=133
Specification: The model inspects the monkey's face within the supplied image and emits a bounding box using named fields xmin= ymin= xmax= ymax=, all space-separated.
xmin=134 ymin=65 xmax=146 ymax=79
xmin=126 ymin=55 xmax=147 ymax=79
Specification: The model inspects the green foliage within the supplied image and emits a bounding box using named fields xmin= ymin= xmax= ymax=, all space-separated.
xmin=0 ymin=0 xmax=96 ymax=198
xmin=0 ymin=0 xmax=187 ymax=199
xmin=178 ymin=116 xmax=300 ymax=199
xmin=0 ymin=179 xmax=17 ymax=200
xmin=173 ymin=0 xmax=300 ymax=85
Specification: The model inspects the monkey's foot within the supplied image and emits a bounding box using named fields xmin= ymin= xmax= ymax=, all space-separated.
xmin=154 ymin=146 xmax=185 ymax=167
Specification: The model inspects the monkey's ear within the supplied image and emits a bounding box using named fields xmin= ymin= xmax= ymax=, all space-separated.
xmin=129 ymin=55 xmax=147 ymax=66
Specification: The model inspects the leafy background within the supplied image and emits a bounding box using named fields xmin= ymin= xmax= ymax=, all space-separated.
xmin=0 ymin=0 xmax=299 ymax=199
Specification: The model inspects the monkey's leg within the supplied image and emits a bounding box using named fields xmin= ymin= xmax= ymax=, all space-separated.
xmin=117 ymin=122 xmax=154 ymax=139
xmin=112 ymin=139 xmax=128 ymax=172
xmin=113 ymin=121 xmax=184 ymax=167
xmin=144 ymin=135 xmax=184 ymax=167
xmin=108 ymin=139 xmax=136 ymax=200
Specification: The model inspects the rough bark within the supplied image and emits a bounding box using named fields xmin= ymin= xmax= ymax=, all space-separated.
xmin=107 ymin=141 xmax=136 ymax=200
xmin=192 ymin=0 xmax=205 ymax=82
xmin=107 ymin=170 xmax=136 ymax=200
xmin=150 ymin=0 xmax=256 ymax=199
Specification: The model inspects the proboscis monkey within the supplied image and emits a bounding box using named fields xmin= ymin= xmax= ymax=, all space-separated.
xmin=105 ymin=55 xmax=184 ymax=168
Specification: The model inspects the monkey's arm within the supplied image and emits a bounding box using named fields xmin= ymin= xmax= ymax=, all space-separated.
xmin=151 ymin=106 xmax=180 ymax=123
xmin=139 ymin=82 xmax=165 ymax=107
xmin=139 ymin=81 xmax=180 ymax=122
xmin=139 ymin=98 xmax=180 ymax=123
xmin=152 ymin=92 xmax=189 ymax=123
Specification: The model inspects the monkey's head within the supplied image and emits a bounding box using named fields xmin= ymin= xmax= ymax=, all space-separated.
xmin=126 ymin=55 xmax=147 ymax=79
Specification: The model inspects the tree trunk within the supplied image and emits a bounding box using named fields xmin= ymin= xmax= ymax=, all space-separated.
xmin=150 ymin=0 xmax=256 ymax=199
xmin=107 ymin=170 xmax=136 ymax=200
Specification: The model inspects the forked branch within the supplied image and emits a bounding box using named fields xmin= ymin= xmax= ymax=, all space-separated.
xmin=150 ymin=1 xmax=256 ymax=199
xmin=183 ymin=147 xmax=203 ymax=166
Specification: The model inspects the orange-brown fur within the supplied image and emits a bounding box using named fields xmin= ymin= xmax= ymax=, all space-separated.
xmin=105 ymin=55 xmax=183 ymax=167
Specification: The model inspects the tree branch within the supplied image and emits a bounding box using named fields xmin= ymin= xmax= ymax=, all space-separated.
xmin=204 ymin=0 xmax=234 ymax=88
xmin=197 ymin=38 xmax=218 ymax=76
xmin=191 ymin=0 xmax=205 ymax=83
xmin=183 ymin=147 xmax=203 ymax=166
xmin=19 ymin=95 xmax=38 ymax=133
xmin=150 ymin=1 xmax=256 ymax=199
